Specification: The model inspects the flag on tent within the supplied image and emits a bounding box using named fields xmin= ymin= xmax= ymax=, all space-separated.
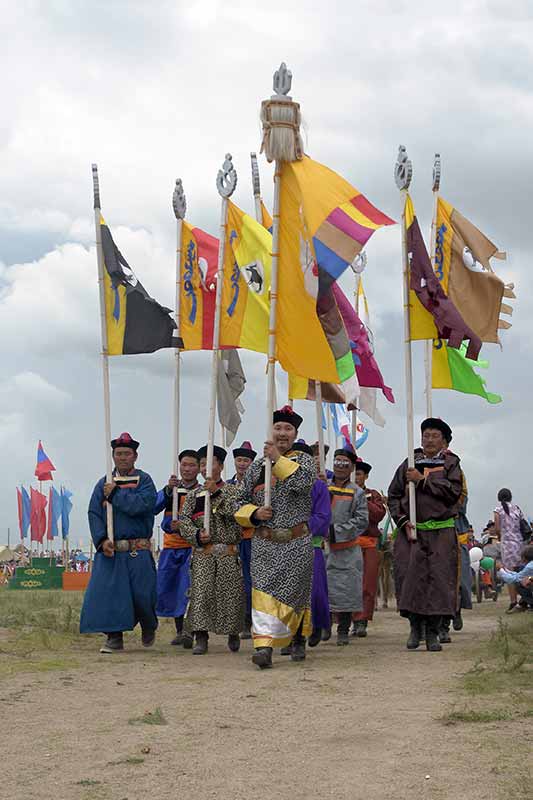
xmin=405 ymin=195 xmax=482 ymax=360
xmin=277 ymin=156 xmax=394 ymax=386
xmin=35 ymin=440 xmax=55 ymax=481
xmin=61 ymin=487 xmax=73 ymax=538
xmin=100 ymin=216 xmax=182 ymax=355
xmin=179 ymin=222 xmax=219 ymax=350
xmin=432 ymin=340 xmax=502 ymax=404
xmin=46 ymin=486 xmax=63 ymax=539
xmin=16 ymin=486 xmax=31 ymax=539
xmin=219 ymin=202 xmax=271 ymax=354
xmin=30 ymin=487 xmax=47 ymax=542
xmin=216 ymin=350 xmax=246 ymax=446
xmin=434 ymin=198 xmax=513 ymax=343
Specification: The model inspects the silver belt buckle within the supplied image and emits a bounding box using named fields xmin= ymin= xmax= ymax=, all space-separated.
xmin=130 ymin=542 xmax=138 ymax=558
xmin=273 ymin=529 xmax=291 ymax=544
xmin=211 ymin=543 xmax=226 ymax=556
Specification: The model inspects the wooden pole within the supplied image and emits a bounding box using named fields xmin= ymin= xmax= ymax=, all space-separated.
xmin=205 ymin=155 xmax=237 ymax=534
xmin=250 ymin=152 xmax=263 ymax=225
xmin=395 ymin=146 xmax=417 ymax=540
xmin=425 ymin=153 xmax=441 ymax=418
xmin=314 ymin=382 xmax=326 ymax=475
xmin=264 ymin=162 xmax=280 ymax=506
xmin=172 ymin=179 xmax=186 ymax=519
xmin=92 ymin=165 xmax=114 ymax=542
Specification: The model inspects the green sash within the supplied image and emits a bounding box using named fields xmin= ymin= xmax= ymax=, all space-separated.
xmin=416 ymin=518 xmax=454 ymax=531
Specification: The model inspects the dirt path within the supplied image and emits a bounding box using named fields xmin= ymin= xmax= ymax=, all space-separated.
xmin=0 ymin=603 xmax=529 ymax=800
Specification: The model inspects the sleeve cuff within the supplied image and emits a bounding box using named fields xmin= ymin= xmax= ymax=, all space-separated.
xmin=107 ymin=486 xmax=118 ymax=502
xmin=96 ymin=537 xmax=109 ymax=552
xmin=235 ymin=504 xmax=259 ymax=527
xmin=272 ymin=455 xmax=300 ymax=480
xmin=397 ymin=515 xmax=409 ymax=530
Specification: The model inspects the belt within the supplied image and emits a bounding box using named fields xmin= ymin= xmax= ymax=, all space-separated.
xmin=416 ymin=518 xmax=455 ymax=531
xmin=255 ymin=523 xmax=309 ymax=544
xmin=330 ymin=539 xmax=360 ymax=552
xmin=113 ymin=538 xmax=151 ymax=555
xmin=196 ymin=543 xmax=238 ymax=557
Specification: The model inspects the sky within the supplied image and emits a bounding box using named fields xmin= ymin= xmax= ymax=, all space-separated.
xmin=2 ymin=0 xmax=532 ymax=548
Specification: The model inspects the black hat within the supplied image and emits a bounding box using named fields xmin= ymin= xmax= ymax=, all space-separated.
xmin=310 ymin=442 xmax=330 ymax=456
xmin=196 ymin=445 xmax=227 ymax=464
xmin=293 ymin=439 xmax=312 ymax=457
xmin=273 ymin=405 xmax=303 ymax=430
xmin=111 ymin=432 xmax=139 ymax=451
xmin=232 ymin=440 xmax=257 ymax=460
xmin=421 ymin=417 xmax=453 ymax=443
xmin=179 ymin=449 xmax=199 ymax=463
xmin=334 ymin=447 xmax=358 ymax=465
xmin=355 ymin=459 xmax=372 ymax=475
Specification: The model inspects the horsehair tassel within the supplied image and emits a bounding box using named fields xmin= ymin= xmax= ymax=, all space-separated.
xmin=260 ymin=63 xmax=303 ymax=163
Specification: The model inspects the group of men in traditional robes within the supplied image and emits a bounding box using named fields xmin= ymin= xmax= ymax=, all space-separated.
xmin=80 ymin=414 xmax=467 ymax=662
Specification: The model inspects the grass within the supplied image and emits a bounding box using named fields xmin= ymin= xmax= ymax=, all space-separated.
xmin=0 ymin=587 xmax=84 ymax=634
xmin=128 ymin=706 xmax=167 ymax=726
xmin=76 ymin=779 xmax=101 ymax=787
xmin=108 ymin=756 xmax=145 ymax=766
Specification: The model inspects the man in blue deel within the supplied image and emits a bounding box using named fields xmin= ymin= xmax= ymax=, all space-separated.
xmin=80 ymin=432 xmax=158 ymax=654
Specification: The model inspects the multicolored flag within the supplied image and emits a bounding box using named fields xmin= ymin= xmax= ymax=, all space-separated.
xmin=46 ymin=486 xmax=63 ymax=539
xmin=35 ymin=440 xmax=55 ymax=482
xmin=432 ymin=340 xmax=502 ymax=404
xmin=329 ymin=403 xmax=352 ymax=445
xmin=16 ymin=486 xmax=31 ymax=539
xmin=278 ymin=156 xmax=394 ymax=385
xmin=179 ymin=222 xmax=218 ymax=350
xmin=100 ymin=216 xmax=181 ymax=355
xmin=30 ymin=487 xmax=47 ymax=542
xmin=406 ymin=196 xmax=482 ymax=360
xmin=435 ymin=198 xmax=513 ymax=343
xmin=61 ymin=487 xmax=73 ymax=539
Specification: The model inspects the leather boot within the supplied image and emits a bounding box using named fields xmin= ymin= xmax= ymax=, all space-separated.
xmin=355 ymin=620 xmax=368 ymax=638
xmin=141 ymin=629 xmax=156 ymax=648
xmin=308 ymin=628 xmax=322 ymax=648
xmin=252 ymin=647 xmax=273 ymax=669
xmin=291 ymin=634 xmax=306 ymax=662
xmin=240 ymin=618 xmax=252 ymax=640
xmin=192 ymin=631 xmax=208 ymax=655
xmin=426 ymin=619 xmax=443 ymax=651
xmin=171 ymin=616 xmax=184 ymax=645
xmin=406 ymin=620 xmax=421 ymax=650
xmin=100 ymin=632 xmax=124 ymax=654
xmin=439 ymin=619 xmax=452 ymax=644
xmin=280 ymin=643 xmax=292 ymax=656
xmin=452 ymin=612 xmax=463 ymax=631
xmin=227 ymin=634 xmax=240 ymax=652
xmin=337 ymin=630 xmax=350 ymax=646
xmin=321 ymin=626 xmax=332 ymax=642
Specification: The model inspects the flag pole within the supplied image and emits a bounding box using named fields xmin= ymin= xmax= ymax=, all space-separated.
xmin=395 ymin=146 xmax=417 ymax=541
xmin=260 ymin=63 xmax=303 ymax=505
xmin=205 ymin=155 xmax=237 ymax=534
xmin=92 ymin=164 xmax=114 ymax=543
xmin=314 ymin=382 xmax=326 ymax=475
xmin=172 ymin=179 xmax=187 ymax=519
xmin=425 ymin=153 xmax=441 ymax=418
xmin=250 ymin=152 xmax=263 ymax=225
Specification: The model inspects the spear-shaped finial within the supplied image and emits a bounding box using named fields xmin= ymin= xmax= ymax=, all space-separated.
xmin=350 ymin=251 xmax=367 ymax=275
xmin=250 ymin=152 xmax=261 ymax=197
xmin=394 ymin=145 xmax=412 ymax=191
xmin=173 ymin=178 xmax=187 ymax=220
xmin=216 ymin=154 xmax=237 ymax=198
xmin=260 ymin=63 xmax=303 ymax=163
xmin=92 ymin=163 xmax=101 ymax=210
xmin=272 ymin=62 xmax=292 ymax=98
xmin=432 ymin=153 xmax=441 ymax=193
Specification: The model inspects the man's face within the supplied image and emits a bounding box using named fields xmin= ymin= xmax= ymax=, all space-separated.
xmin=234 ymin=456 xmax=252 ymax=477
xmin=200 ymin=456 xmax=222 ymax=481
xmin=333 ymin=455 xmax=353 ymax=481
xmin=355 ymin=469 xmax=367 ymax=488
xmin=422 ymin=428 xmax=446 ymax=456
xmin=112 ymin=446 xmax=137 ymax=474
xmin=273 ymin=422 xmax=297 ymax=453
xmin=313 ymin=454 xmax=321 ymax=472
xmin=180 ymin=456 xmax=199 ymax=483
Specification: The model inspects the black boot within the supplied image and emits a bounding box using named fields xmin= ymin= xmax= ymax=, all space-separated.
xmin=452 ymin=611 xmax=463 ymax=631
xmin=321 ymin=626 xmax=332 ymax=642
xmin=355 ymin=620 xmax=368 ymax=638
xmin=308 ymin=628 xmax=322 ymax=648
xmin=337 ymin=612 xmax=351 ymax=646
xmin=192 ymin=631 xmax=209 ymax=655
xmin=252 ymin=647 xmax=273 ymax=669
xmin=100 ymin=632 xmax=124 ymax=654
xmin=240 ymin=616 xmax=252 ymax=640
xmin=439 ymin=617 xmax=452 ymax=644
xmin=426 ymin=617 xmax=443 ymax=652
xmin=406 ymin=618 xmax=421 ymax=650
xmin=141 ymin=628 xmax=156 ymax=648
xmin=227 ymin=634 xmax=240 ymax=652
xmin=280 ymin=643 xmax=292 ymax=656
xmin=291 ymin=623 xmax=306 ymax=661
xmin=171 ymin=616 xmax=184 ymax=645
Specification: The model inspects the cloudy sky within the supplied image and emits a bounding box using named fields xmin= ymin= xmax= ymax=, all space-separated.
xmin=2 ymin=0 xmax=531 ymax=548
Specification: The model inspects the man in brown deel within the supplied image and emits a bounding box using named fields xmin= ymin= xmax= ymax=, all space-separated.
xmin=388 ymin=418 xmax=462 ymax=652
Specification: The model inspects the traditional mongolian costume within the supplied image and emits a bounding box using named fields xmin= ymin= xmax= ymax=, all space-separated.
xmin=227 ymin=441 xmax=257 ymax=637
xmin=388 ymin=418 xmax=462 ymax=651
xmin=179 ymin=446 xmax=244 ymax=654
xmin=80 ymin=433 xmax=158 ymax=652
xmin=234 ymin=407 xmax=315 ymax=668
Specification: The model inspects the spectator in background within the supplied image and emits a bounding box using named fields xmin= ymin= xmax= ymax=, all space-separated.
xmin=493 ymin=489 xmax=527 ymax=613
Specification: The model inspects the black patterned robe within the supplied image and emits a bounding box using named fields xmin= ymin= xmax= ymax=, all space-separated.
xmin=180 ymin=483 xmax=244 ymax=635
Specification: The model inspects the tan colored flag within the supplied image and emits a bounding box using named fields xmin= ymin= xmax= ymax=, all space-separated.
xmin=434 ymin=198 xmax=513 ymax=343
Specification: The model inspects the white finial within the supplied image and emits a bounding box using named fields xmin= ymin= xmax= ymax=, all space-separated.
xmin=395 ymin=145 xmax=412 ymax=191
xmin=172 ymin=178 xmax=187 ymax=220
xmin=273 ymin=62 xmax=292 ymax=98
xmin=216 ymin=154 xmax=237 ymax=198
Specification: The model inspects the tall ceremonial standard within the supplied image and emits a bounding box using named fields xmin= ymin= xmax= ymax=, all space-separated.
xmin=171 ymin=178 xmax=187 ymax=519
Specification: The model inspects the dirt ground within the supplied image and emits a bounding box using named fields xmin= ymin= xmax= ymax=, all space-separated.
xmin=1 ymin=600 xmax=531 ymax=800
